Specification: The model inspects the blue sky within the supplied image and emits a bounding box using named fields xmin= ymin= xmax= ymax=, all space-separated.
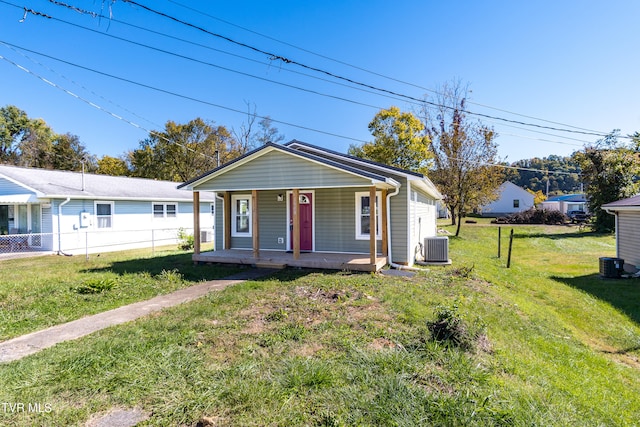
xmin=1 ymin=0 xmax=639 ymax=163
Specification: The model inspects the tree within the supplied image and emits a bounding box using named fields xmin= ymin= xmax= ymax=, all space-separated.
xmin=96 ymin=155 xmax=130 ymax=176
xmin=15 ymin=118 xmax=55 ymax=168
xmin=348 ymin=106 xmax=431 ymax=173
xmin=233 ymin=102 xmax=285 ymax=153
xmin=527 ymin=188 xmax=546 ymax=205
xmin=128 ymin=118 xmax=239 ymax=182
xmin=573 ymin=131 xmax=640 ymax=232
xmin=0 ymin=105 xmax=30 ymax=162
xmin=421 ymin=81 xmax=501 ymax=236
xmin=51 ymin=133 xmax=96 ymax=172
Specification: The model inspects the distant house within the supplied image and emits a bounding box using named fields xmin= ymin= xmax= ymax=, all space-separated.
xmin=603 ymin=195 xmax=640 ymax=269
xmin=178 ymin=140 xmax=443 ymax=271
xmin=539 ymin=193 xmax=588 ymax=214
xmin=479 ymin=182 xmax=534 ymax=217
xmin=0 ymin=165 xmax=214 ymax=255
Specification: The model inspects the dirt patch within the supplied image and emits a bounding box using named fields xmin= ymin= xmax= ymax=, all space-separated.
xmin=85 ymin=408 xmax=148 ymax=427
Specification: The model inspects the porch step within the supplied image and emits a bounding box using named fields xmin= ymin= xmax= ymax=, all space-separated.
xmin=254 ymin=261 xmax=288 ymax=269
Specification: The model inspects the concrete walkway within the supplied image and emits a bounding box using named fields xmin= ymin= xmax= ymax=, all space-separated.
xmin=0 ymin=268 xmax=275 ymax=364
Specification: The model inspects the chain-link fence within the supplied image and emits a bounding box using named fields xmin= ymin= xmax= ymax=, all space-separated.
xmin=0 ymin=227 xmax=214 ymax=256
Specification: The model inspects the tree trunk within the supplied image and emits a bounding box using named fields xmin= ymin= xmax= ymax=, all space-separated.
xmin=455 ymin=212 xmax=462 ymax=237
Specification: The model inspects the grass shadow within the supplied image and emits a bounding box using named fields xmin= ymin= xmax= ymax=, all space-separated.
xmin=82 ymin=252 xmax=334 ymax=283
xmin=552 ymin=273 xmax=640 ymax=325
xmin=513 ymin=231 xmax=610 ymax=240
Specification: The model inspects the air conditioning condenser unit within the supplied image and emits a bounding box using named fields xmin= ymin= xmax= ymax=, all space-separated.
xmin=200 ymin=230 xmax=213 ymax=243
xmin=424 ymin=236 xmax=450 ymax=263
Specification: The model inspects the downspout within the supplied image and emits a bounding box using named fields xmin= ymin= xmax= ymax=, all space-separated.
xmin=57 ymin=197 xmax=72 ymax=256
xmin=386 ymin=184 xmax=429 ymax=272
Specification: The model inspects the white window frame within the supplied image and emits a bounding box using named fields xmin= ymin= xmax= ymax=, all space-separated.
xmin=95 ymin=201 xmax=114 ymax=229
xmin=231 ymin=194 xmax=252 ymax=237
xmin=152 ymin=202 xmax=178 ymax=219
xmin=355 ymin=191 xmax=382 ymax=240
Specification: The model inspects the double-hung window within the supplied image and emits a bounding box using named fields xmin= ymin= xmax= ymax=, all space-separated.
xmin=95 ymin=201 xmax=114 ymax=229
xmin=355 ymin=191 xmax=382 ymax=240
xmin=153 ymin=203 xmax=177 ymax=219
xmin=231 ymin=195 xmax=251 ymax=237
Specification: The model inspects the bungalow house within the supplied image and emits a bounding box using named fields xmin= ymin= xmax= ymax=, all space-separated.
xmin=178 ymin=140 xmax=442 ymax=271
xmin=603 ymin=195 xmax=640 ymax=270
xmin=479 ymin=182 xmax=534 ymax=217
xmin=539 ymin=193 xmax=588 ymax=214
xmin=0 ymin=165 xmax=215 ymax=255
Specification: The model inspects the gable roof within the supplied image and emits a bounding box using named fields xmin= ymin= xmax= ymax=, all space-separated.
xmin=179 ymin=141 xmax=442 ymax=200
xmin=284 ymin=140 xmax=441 ymax=199
xmin=179 ymin=142 xmax=397 ymax=191
xmin=0 ymin=164 xmax=213 ymax=201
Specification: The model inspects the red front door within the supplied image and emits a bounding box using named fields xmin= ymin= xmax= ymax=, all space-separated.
xmin=290 ymin=193 xmax=313 ymax=252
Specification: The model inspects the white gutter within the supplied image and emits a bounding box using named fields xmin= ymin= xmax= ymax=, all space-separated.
xmin=386 ymin=185 xmax=429 ymax=272
xmin=57 ymin=197 xmax=72 ymax=256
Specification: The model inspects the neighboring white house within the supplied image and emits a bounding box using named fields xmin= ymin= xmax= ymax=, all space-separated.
xmin=479 ymin=182 xmax=534 ymax=217
xmin=603 ymin=195 xmax=640 ymax=270
xmin=539 ymin=193 xmax=588 ymax=214
xmin=0 ymin=165 xmax=215 ymax=255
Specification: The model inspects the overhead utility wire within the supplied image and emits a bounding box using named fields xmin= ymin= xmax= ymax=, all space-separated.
xmin=0 ymin=50 xmax=584 ymax=177
xmin=166 ymin=0 xmax=603 ymax=135
xmin=116 ymin=0 xmax=617 ymax=139
xmin=5 ymin=1 xmax=612 ymax=145
xmin=45 ymin=7 xmax=592 ymax=146
xmin=0 ymin=48 xmax=371 ymax=144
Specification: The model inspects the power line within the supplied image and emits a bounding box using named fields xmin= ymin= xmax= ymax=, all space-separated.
xmin=2 ymin=38 xmax=597 ymax=153
xmin=1 ymin=0 xmax=621 ymax=146
xmin=0 ymin=49 xmax=587 ymax=178
xmin=165 ymin=0 xmax=607 ymax=135
xmin=0 ymin=48 xmax=371 ymax=145
xmin=115 ymin=0 xmax=621 ymax=139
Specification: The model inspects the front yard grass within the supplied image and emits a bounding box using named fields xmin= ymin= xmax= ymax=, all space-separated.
xmin=0 ymin=247 xmax=240 ymax=340
xmin=1 ymin=222 xmax=640 ymax=425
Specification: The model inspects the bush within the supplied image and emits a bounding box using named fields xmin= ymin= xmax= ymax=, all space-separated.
xmin=427 ymin=303 xmax=484 ymax=351
xmin=494 ymin=208 xmax=567 ymax=225
xmin=72 ymin=278 xmax=117 ymax=294
xmin=177 ymin=227 xmax=194 ymax=250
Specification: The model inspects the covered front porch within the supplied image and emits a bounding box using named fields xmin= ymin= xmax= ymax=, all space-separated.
xmin=193 ymin=249 xmax=388 ymax=272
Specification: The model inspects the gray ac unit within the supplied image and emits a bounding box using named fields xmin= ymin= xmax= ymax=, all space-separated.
xmin=200 ymin=230 xmax=213 ymax=243
xmin=424 ymin=236 xmax=449 ymax=262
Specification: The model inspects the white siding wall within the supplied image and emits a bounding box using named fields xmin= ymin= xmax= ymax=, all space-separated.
xmin=52 ymin=198 xmax=213 ymax=255
xmin=482 ymin=183 xmax=534 ymax=216
xmin=617 ymin=212 xmax=640 ymax=268
xmin=408 ymin=184 xmax=438 ymax=265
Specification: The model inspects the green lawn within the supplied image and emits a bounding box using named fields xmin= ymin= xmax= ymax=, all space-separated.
xmin=1 ymin=222 xmax=639 ymax=426
xmin=0 ymin=247 xmax=240 ymax=340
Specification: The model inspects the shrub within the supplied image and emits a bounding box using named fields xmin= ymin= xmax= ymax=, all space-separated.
xmin=427 ymin=303 xmax=484 ymax=351
xmin=72 ymin=278 xmax=117 ymax=294
xmin=495 ymin=208 xmax=567 ymax=225
xmin=177 ymin=227 xmax=194 ymax=250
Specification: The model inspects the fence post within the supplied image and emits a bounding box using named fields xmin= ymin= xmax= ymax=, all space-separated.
xmin=85 ymin=231 xmax=89 ymax=261
xmin=498 ymin=227 xmax=501 ymax=258
xmin=507 ymin=229 xmax=514 ymax=268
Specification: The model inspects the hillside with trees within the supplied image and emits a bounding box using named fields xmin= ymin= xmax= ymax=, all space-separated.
xmin=502 ymin=155 xmax=582 ymax=195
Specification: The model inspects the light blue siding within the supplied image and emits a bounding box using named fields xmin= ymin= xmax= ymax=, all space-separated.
xmin=0 ymin=177 xmax=35 ymax=195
